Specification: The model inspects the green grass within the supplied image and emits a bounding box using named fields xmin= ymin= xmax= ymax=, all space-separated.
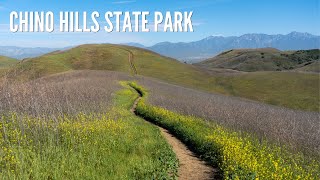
xmin=0 ymin=56 xmax=18 ymax=76
xmin=8 ymin=45 xmax=131 ymax=80
xmin=130 ymin=82 xmax=320 ymax=180
xmin=0 ymin=56 xmax=18 ymax=68
xmin=6 ymin=44 xmax=319 ymax=111
xmin=197 ymin=48 xmax=320 ymax=72
xmin=214 ymin=72 xmax=320 ymax=111
xmin=0 ymin=82 xmax=178 ymax=179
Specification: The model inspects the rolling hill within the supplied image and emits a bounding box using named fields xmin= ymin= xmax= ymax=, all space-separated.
xmin=0 ymin=56 xmax=18 ymax=76
xmin=0 ymin=56 xmax=18 ymax=67
xmin=294 ymin=61 xmax=320 ymax=73
xmin=5 ymin=44 xmax=319 ymax=111
xmin=196 ymin=48 xmax=320 ymax=72
xmin=7 ymin=44 xmax=212 ymax=89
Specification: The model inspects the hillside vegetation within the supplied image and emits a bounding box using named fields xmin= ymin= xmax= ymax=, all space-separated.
xmin=0 ymin=71 xmax=178 ymax=179
xmin=213 ymin=72 xmax=319 ymax=111
xmin=138 ymin=77 xmax=320 ymax=154
xmin=197 ymin=48 xmax=320 ymax=72
xmin=4 ymin=44 xmax=319 ymax=111
xmin=294 ymin=61 xmax=320 ymax=73
xmin=7 ymin=44 xmax=208 ymax=84
xmin=130 ymin=82 xmax=320 ymax=180
xmin=0 ymin=56 xmax=18 ymax=76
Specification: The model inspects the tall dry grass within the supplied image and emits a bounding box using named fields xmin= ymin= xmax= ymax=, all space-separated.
xmin=0 ymin=76 xmax=178 ymax=179
xmin=0 ymin=70 xmax=133 ymax=118
xmin=138 ymin=77 xmax=320 ymax=156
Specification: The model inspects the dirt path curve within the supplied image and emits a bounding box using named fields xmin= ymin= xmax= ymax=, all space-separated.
xmin=131 ymin=97 xmax=218 ymax=180
xmin=159 ymin=127 xmax=217 ymax=180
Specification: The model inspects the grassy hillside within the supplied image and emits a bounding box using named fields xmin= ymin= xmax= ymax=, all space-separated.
xmin=7 ymin=44 xmax=210 ymax=86
xmin=294 ymin=61 xmax=320 ymax=73
xmin=0 ymin=56 xmax=18 ymax=76
xmin=0 ymin=56 xmax=18 ymax=67
xmin=131 ymin=82 xmax=320 ymax=179
xmin=5 ymin=44 xmax=319 ymax=111
xmin=6 ymin=44 xmax=219 ymax=98
xmin=196 ymin=48 xmax=320 ymax=72
xmin=213 ymin=72 xmax=319 ymax=111
xmin=0 ymin=74 xmax=178 ymax=178
xmin=7 ymin=45 xmax=131 ymax=80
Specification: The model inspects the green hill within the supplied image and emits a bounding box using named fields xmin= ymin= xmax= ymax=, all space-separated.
xmin=5 ymin=44 xmax=319 ymax=111
xmin=0 ymin=56 xmax=18 ymax=68
xmin=0 ymin=56 xmax=18 ymax=76
xmin=196 ymin=48 xmax=320 ymax=72
xmin=7 ymin=44 xmax=212 ymax=88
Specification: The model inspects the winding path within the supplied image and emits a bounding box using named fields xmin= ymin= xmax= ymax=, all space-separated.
xmin=131 ymin=97 xmax=218 ymax=180
xmin=127 ymin=49 xmax=218 ymax=179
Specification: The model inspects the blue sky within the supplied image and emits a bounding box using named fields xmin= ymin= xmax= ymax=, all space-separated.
xmin=0 ymin=0 xmax=319 ymax=47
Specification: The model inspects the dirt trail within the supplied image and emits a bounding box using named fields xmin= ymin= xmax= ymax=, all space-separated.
xmin=127 ymin=50 xmax=138 ymax=75
xmin=159 ymin=127 xmax=217 ymax=180
xmin=128 ymin=51 xmax=218 ymax=179
xmin=116 ymin=47 xmax=138 ymax=75
xmin=131 ymin=96 xmax=218 ymax=179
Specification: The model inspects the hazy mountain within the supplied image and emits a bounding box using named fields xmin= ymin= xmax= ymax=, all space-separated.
xmin=0 ymin=46 xmax=67 ymax=60
xmin=148 ymin=32 xmax=320 ymax=63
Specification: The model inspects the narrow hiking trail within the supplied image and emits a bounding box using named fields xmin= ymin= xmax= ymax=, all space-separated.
xmin=126 ymin=50 xmax=138 ymax=75
xmin=131 ymin=96 xmax=217 ymax=180
xmin=127 ymin=50 xmax=217 ymax=179
xmin=128 ymin=51 xmax=138 ymax=75
xmin=158 ymin=127 xmax=217 ymax=180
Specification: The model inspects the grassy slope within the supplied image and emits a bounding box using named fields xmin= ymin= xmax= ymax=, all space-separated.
xmin=6 ymin=44 xmax=319 ymax=111
xmin=0 ymin=56 xmax=18 ymax=68
xmin=8 ymin=45 xmax=130 ymax=80
xmin=8 ymin=44 xmax=218 ymax=93
xmin=131 ymin=82 xmax=320 ymax=179
xmin=197 ymin=48 xmax=320 ymax=72
xmin=214 ymin=72 xmax=320 ymax=111
xmin=0 ymin=56 xmax=18 ymax=76
xmin=294 ymin=61 xmax=320 ymax=73
xmin=0 ymin=82 xmax=178 ymax=179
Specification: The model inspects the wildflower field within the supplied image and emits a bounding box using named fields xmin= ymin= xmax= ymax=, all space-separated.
xmin=0 ymin=77 xmax=178 ymax=179
xmin=1 ymin=69 xmax=319 ymax=179
xmin=138 ymin=78 xmax=320 ymax=155
xmin=130 ymin=82 xmax=320 ymax=179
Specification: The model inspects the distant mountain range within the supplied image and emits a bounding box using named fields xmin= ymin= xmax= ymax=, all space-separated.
xmin=1 ymin=32 xmax=319 ymax=62
xmin=0 ymin=46 xmax=72 ymax=59
xmin=146 ymin=32 xmax=320 ymax=63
